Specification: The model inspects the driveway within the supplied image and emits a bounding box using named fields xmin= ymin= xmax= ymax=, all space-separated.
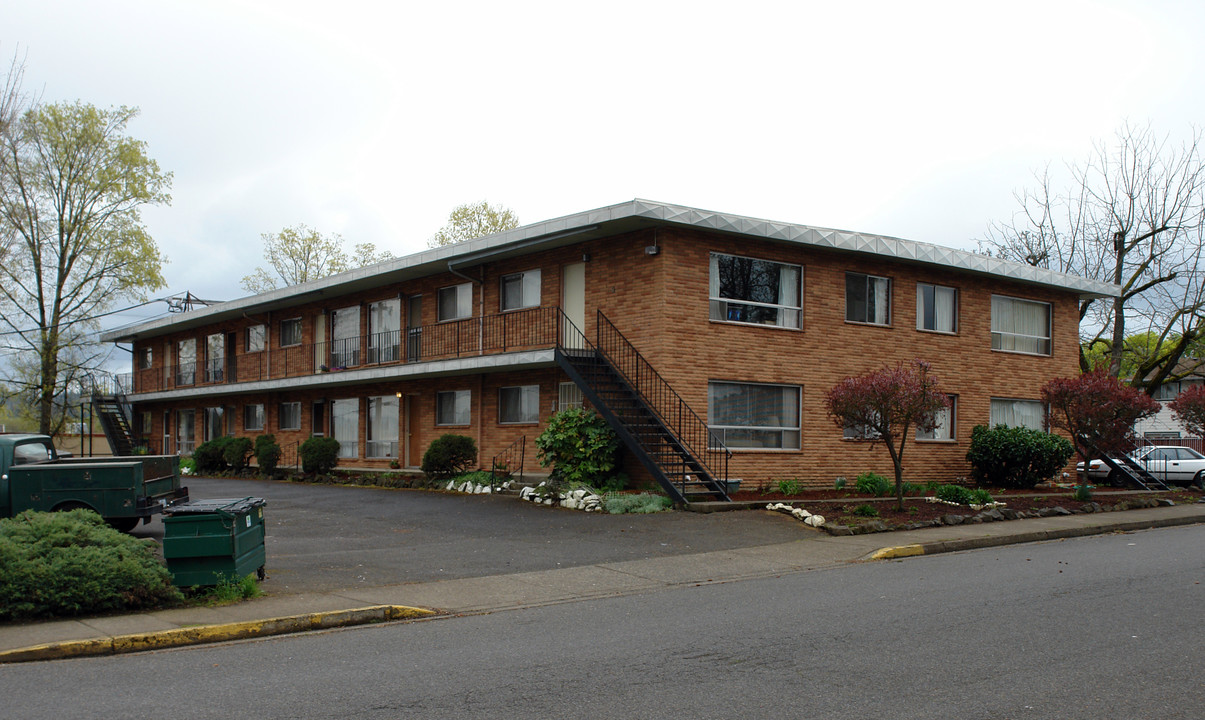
xmin=134 ymin=476 xmax=809 ymax=594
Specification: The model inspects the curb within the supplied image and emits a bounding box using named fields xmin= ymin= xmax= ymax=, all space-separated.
xmin=863 ymin=512 xmax=1205 ymax=562
xmin=0 ymin=605 xmax=435 ymax=664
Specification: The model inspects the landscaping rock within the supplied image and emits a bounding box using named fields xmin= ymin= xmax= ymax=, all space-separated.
xmin=1052 ymin=506 xmax=1072 ymax=515
xmin=1157 ymin=498 xmax=1176 ymax=507
xmin=1000 ymin=508 xmax=1021 ymax=520
xmin=941 ymin=514 xmax=965 ymax=526
xmin=825 ymin=523 xmax=854 ymax=536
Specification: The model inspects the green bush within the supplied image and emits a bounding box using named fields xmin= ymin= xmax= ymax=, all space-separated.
xmin=421 ymin=434 xmax=477 ymax=481
xmin=935 ymin=484 xmax=995 ymax=506
xmin=254 ymin=434 xmax=282 ymax=476
xmin=966 ymin=424 xmax=1075 ymax=489
xmin=855 ymin=471 xmax=892 ymax=497
xmin=223 ymin=436 xmax=254 ymax=472
xmin=777 ymin=478 xmax=803 ymax=496
xmin=535 ymin=408 xmax=620 ymax=487
xmin=192 ymin=437 xmax=232 ymax=474
xmin=300 ymin=436 xmax=341 ymax=474
xmin=852 ymin=503 xmax=880 ymax=517
xmin=0 ymin=509 xmax=182 ymax=620
xmin=604 ymin=492 xmax=672 ymax=514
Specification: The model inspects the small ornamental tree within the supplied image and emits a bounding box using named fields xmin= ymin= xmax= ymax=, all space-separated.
xmin=1041 ymin=368 xmax=1161 ymax=484
xmin=1169 ymin=384 xmax=1205 ymax=438
xmin=825 ymin=360 xmax=950 ymax=511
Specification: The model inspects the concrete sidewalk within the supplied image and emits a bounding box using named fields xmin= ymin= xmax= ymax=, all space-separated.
xmin=2 ymin=503 xmax=1202 ymax=663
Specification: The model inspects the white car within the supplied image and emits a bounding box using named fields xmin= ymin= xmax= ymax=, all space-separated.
xmin=1077 ymin=445 xmax=1205 ymax=486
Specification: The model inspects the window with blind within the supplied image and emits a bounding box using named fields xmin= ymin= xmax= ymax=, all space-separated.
xmin=499 ymin=385 xmax=540 ymax=424
xmin=707 ymin=381 xmax=801 ymax=450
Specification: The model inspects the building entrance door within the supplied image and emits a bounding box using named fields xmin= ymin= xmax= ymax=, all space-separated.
xmin=405 ymin=395 xmax=422 ymax=467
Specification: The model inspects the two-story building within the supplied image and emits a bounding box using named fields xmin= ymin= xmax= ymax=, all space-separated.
xmin=100 ymin=200 xmax=1118 ymax=501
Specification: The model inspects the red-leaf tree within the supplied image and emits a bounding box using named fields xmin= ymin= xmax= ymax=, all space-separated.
xmin=1168 ymin=384 xmax=1205 ymax=438
xmin=825 ymin=360 xmax=949 ymax=511
xmin=1041 ymin=368 xmax=1161 ymax=483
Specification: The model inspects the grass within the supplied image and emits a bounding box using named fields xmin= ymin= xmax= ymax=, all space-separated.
xmin=187 ymin=574 xmax=263 ymax=606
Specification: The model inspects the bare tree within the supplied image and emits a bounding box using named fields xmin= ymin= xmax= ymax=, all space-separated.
xmin=981 ymin=123 xmax=1205 ymax=395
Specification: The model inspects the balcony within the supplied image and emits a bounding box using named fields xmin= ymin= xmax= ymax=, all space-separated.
xmin=128 ymin=306 xmax=565 ymax=395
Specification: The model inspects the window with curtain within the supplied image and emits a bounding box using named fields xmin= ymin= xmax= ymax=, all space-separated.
xmin=366 ymin=396 xmax=398 ymax=458
xmin=177 ymin=410 xmax=195 ymax=454
xmin=708 ymin=253 xmax=802 ymax=328
xmin=246 ymin=324 xmax=265 ymax=352
xmin=205 ymin=333 xmax=225 ymax=382
xmin=499 ymin=385 xmax=540 ymax=424
xmin=707 ymin=381 xmax=801 ymax=449
xmin=244 ymin=404 xmax=264 ymax=431
xmin=991 ymin=296 xmax=1051 ymax=355
xmin=438 ymin=283 xmax=473 ymax=321
xmin=917 ymin=396 xmax=957 ymax=440
xmin=436 ymin=390 xmax=471 ymax=426
xmin=846 ymin=273 xmax=891 ymax=325
xmin=368 ymin=299 xmax=400 ymax=363
xmin=176 ymin=338 xmax=196 ymax=386
xmin=204 ymin=407 xmax=225 ymax=441
xmin=280 ymin=318 xmax=302 ymax=347
xmin=279 ymin=402 xmax=301 ymax=431
xmin=917 ymin=284 xmax=957 ymax=333
xmin=501 ymin=270 xmax=541 ymax=311
xmin=332 ymin=398 xmax=358 ymax=458
xmin=989 ymin=398 xmax=1045 ymax=431
xmin=331 ymin=306 xmax=361 ymax=367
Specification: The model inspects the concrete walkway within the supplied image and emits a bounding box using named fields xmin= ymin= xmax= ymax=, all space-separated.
xmin=2 ymin=502 xmax=1202 ymax=663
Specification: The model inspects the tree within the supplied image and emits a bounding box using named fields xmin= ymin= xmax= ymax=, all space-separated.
xmin=1041 ymin=368 xmax=1161 ymax=484
xmin=240 ymin=225 xmax=393 ymax=293
xmin=0 ymin=101 xmax=170 ymax=435
xmin=981 ymin=123 xmax=1205 ymax=396
xmin=428 ymin=201 xmax=519 ymax=247
xmin=1168 ymin=384 xmax=1205 ymax=439
xmin=825 ymin=360 xmax=950 ymax=510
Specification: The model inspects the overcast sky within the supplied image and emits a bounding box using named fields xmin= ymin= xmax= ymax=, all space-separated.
xmin=8 ymin=0 xmax=1205 ymax=333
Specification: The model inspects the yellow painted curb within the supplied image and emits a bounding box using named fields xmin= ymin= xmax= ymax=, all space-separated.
xmin=0 ymin=605 xmax=434 ymax=664
xmin=868 ymin=544 xmax=926 ymax=561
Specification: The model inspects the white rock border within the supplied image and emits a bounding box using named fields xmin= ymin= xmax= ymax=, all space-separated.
xmin=766 ymin=502 xmax=825 ymax=527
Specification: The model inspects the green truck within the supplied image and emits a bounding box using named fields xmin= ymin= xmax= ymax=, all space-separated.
xmin=0 ymin=434 xmax=188 ymax=531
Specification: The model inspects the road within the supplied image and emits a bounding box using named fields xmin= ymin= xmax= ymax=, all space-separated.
xmin=4 ymin=524 xmax=1202 ymax=719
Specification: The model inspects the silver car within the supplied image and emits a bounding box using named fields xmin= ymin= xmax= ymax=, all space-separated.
xmin=1078 ymin=445 xmax=1205 ymax=486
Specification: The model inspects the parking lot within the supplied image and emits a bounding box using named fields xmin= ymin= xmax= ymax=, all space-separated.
xmin=135 ymin=477 xmax=809 ymax=595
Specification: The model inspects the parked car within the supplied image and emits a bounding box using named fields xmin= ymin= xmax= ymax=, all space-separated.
xmin=1077 ymin=445 xmax=1205 ymax=486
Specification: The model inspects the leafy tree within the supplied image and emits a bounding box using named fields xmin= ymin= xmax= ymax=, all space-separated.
xmin=535 ymin=408 xmax=621 ymax=487
xmin=428 ymin=201 xmax=519 ymax=247
xmin=1041 ymin=368 xmax=1161 ymax=483
xmin=825 ymin=360 xmax=949 ymax=510
xmin=981 ymin=123 xmax=1205 ymax=396
xmin=0 ymin=101 xmax=170 ymax=435
xmin=240 ymin=225 xmax=393 ymax=293
xmin=1168 ymin=384 xmax=1205 ymax=439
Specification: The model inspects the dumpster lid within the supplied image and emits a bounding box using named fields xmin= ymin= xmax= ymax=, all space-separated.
xmin=163 ymin=497 xmax=265 ymax=516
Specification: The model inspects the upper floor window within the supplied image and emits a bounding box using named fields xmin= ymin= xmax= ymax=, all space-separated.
xmin=280 ymin=318 xmax=302 ymax=347
xmin=137 ymin=347 xmax=153 ymax=370
xmin=846 ymin=273 xmax=891 ymax=325
xmin=438 ymin=283 xmax=473 ymax=321
xmin=991 ymin=296 xmax=1051 ymax=355
xmin=246 ymin=324 xmax=265 ymax=352
xmin=917 ymin=283 xmax=957 ymax=333
xmin=501 ymin=270 xmax=541 ymax=311
xmin=708 ymin=381 xmax=801 ymax=450
xmin=368 ymin=299 xmax=400 ymax=363
xmin=709 ymin=254 xmax=802 ymax=329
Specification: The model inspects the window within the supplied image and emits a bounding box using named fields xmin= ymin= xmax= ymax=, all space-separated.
xmin=1145 ymin=430 xmax=1181 ymax=440
xmin=205 ymin=333 xmax=225 ymax=382
xmin=331 ymin=306 xmax=361 ymax=367
xmin=917 ymin=283 xmax=957 ymax=333
xmin=138 ymin=410 xmax=152 ymax=437
xmin=176 ymin=338 xmax=196 ymax=386
xmin=991 ymin=296 xmax=1051 ymax=355
xmin=707 ymin=381 xmax=801 ymax=450
xmin=368 ymin=299 xmax=400 ymax=363
xmin=279 ymin=402 xmax=301 ymax=431
xmin=280 ymin=318 xmax=302 ymax=347
xmin=204 ymin=407 xmax=226 ymax=441
xmin=499 ymin=385 xmax=540 ymax=424
xmin=438 ymin=283 xmax=473 ymax=321
xmin=709 ymin=254 xmax=802 ymax=328
xmin=501 ymin=270 xmax=541 ymax=311
xmin=1155 ymin=382 xmax=1182 ymax=401
xmin=367 ymin=396 xmax=399 ymax=458
xmin=332 ymin=398 xmax=358 ymax=458
xmin=436 ymin=390 xmax=471 ymax=426
xmin=558 ymin=382 xmax=583 ymax=412
xmin=138 ymin=347 xmax=153 ymax=370
xmin=990 ymin=398 xmax=1046 ymax=431
xmin=917 ymin=396 xmax=957 ymax=441
xmin=846 ymin=273 xmax=891 ymax=325
xmin=13 ymin=440 xmax=53 ymax=465
xmin=244 ymin=404 xmax=264 ymax=431
xmin=246 ymin=324 xmax=265 ymax=352
xmin=177 ymin=410 xmax=195 ymax=454
xmin=843 ymin=417 xmax=881 ymax=441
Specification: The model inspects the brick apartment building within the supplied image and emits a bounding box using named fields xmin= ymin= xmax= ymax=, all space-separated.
xmin=100 ymin=200 xmax=1118 ymax=501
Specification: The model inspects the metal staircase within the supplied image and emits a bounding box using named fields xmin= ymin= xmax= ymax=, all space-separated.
xmin=555 ymin=310 xmax=732 ymax=504
xmin=1083 ymin=437 xmax=1171 ymax=491
xmin=89 ymin=373 xmax=138 ymax=456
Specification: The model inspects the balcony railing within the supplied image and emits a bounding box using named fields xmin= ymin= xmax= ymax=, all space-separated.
xmin=132 ymin=306 xmax=563 ymax=394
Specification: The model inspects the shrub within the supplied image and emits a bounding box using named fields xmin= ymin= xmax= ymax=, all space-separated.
xmin=535 ymin=408 xmax=620 ymax=487
xmin=421 ymin=434 xmax=477 ymax=481
xmin=192 ymin=436 xmax=232 ymax=474
xmin=935 ymin=484 xmax=995 ymax=506
xmin=966 ymin=425 xmax=1075 ymax=489
xmin=223 ymin=437 xmax=254 ymax=472
xmin=777 ymin=478 xmax=803 ymax=496
xmin=300 ymin=436 xmax=341 ymax=475
xmin=0 ymin=509 xmax=182 ymax=620
xmin=834 ymin=476 xmax=847 ymax=490
xmin=604 ymin=492 xmax=672 ymax=514
xmin=254 ymin=434 xmax=282 ymax=476
xmin=852 ymin=503 xmax=880 ymax=517
xmin=1073 ymin=484 xmax=1094 ymax=502
xmin=855 ymin=471 xmax=892 ymax=497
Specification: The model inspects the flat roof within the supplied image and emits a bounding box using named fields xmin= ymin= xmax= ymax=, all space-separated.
xmin=102 ymin=199 xmax=1120 ymax=342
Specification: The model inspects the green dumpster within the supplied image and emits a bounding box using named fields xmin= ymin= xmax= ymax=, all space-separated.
xmin=162 ymin=497 xmax=266 ymax=587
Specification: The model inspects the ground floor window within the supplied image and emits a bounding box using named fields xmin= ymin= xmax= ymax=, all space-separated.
xmin=177 ymin=410 xmax=195 ymax=454
xmin=367 ymin=395 xmax=398 ymax=458
xmin=244 ymin=404 xmax=264 ymax=431
xmin=280 ymin=402 xmax=301 ymax=431
xmin=499 ymin=385 xmax=539 ymax=424
xmin=989 ymin=398 xmax=1045 ymax=431
xmin=707 ymin=381 xmax=801 ymax=449
xmin=204 ymin=407 xmax=225 ymax=441
xmin=332 ymin=398 xmax=358 ymax=458
xmin=558 ymin=382 xmax=583 ymax=412
xmin=436 ymin=390 xmax=471 ymax=426
xmin=917 ymin=396 xmax=956 ymax=441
